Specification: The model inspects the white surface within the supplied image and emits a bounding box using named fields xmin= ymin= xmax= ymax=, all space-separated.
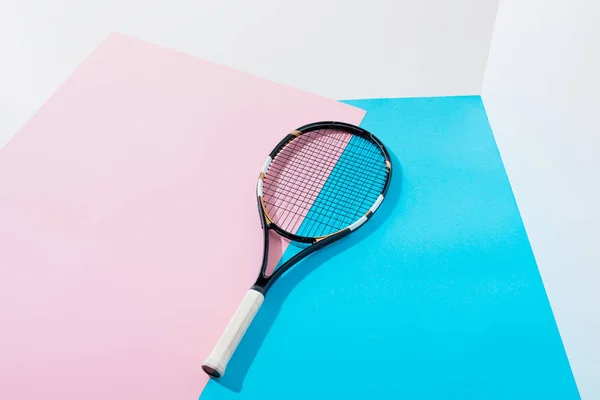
xmin=0 ymin=0 xmax=498 ymax=147
xmin=203 ymin=289 xmax=264 ymax=378
xmin=482 ymin=1 xmax=599 ymax=398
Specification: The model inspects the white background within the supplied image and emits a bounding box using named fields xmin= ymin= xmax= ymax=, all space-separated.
xmin=3 ymin=0 xmax=599 ymax=397
xmin=482 ymin=1 xmax=599 ymax=398
xmin=0 ymin=0 xmax=498 ymax=147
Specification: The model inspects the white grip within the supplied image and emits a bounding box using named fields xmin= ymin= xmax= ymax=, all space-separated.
xmin=202 ymin=289 xmax=264 ymax=378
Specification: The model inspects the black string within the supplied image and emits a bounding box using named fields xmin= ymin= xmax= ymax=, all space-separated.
xmin=263 ymin=128 xmax=387 ymax=237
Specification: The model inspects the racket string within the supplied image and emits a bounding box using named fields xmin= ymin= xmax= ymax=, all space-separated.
xmin=265 ymin=130 xmax=385 ymax=235
xmin=301 ymin=134 xmax=386 ymax=228
xmin=263 ymin=128 xmax=388 ymax=237
xmin=264 ymin=129 xmax=349 ymax=231
xmin=326 ymin=136 xmax=387 ymax=218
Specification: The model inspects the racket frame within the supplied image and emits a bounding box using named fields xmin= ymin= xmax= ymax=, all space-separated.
xmin=253 ymin=121 xmax=392 ymax=294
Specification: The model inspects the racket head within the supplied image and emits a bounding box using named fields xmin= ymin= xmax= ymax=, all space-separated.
xmin=257 ymin=121 xmax=392 ymax=244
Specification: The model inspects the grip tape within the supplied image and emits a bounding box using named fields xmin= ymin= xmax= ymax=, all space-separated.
xmin=202 ymin=289 xmax=264 ymax=378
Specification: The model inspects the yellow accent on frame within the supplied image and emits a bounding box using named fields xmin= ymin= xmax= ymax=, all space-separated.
xmin=314 ymin=229 xmax=344 ymax=242
xmin=259 ymin=196 xmax=273 ymax=225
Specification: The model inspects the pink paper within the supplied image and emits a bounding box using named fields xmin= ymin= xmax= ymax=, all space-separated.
xmin=0 ymin=33 xmax=365 ymax=399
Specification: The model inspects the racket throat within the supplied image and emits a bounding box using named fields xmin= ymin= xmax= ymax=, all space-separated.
xmin=250 ymin=282 xmax=267 ymax=295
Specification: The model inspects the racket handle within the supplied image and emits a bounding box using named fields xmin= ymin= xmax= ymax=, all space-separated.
xmin=202 ymin=289 xmax=264 ymax=378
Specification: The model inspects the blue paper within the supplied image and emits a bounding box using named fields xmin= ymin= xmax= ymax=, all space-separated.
xmin=201 ymin=96 xmax=579 ymax=399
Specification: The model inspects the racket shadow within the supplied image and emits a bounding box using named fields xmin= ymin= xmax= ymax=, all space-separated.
xmin=216 ymin=150 xmax=404 ymax=393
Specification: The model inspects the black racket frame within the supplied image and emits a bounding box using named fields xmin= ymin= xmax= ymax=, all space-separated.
xmin=253 ymin=121 xmax=392 ymax=294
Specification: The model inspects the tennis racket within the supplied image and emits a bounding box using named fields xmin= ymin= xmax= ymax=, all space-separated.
xmin=202 ymin=121 xmax=392 ymax=378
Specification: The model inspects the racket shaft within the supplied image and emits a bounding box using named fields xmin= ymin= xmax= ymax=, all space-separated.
xmin=203 ymin=289 xmax=264 ymax=377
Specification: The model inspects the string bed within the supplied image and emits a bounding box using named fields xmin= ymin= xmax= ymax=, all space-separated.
xmin=263 ymin=128 xmax=387 ymax=237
